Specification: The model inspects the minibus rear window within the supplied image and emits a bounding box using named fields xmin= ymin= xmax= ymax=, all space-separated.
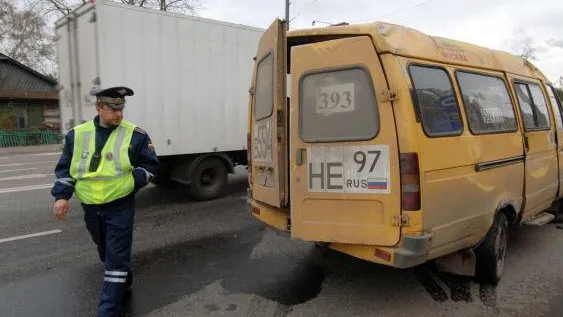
xmin=254 ymin=53 xmax=274 ymax=121
xmin=409 ymin=65 xmax=463 ymax=137
xmin=299 ymin=67 xmax=379 ymax=142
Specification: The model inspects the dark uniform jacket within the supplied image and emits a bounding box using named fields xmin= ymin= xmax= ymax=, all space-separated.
xmin=51 ymin=116 xmax=160 ymax=208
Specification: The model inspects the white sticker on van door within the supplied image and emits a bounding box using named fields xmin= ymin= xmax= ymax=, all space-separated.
xmin=253 ymin=119 xmax=272 ymax=162
xmin=307 ymin=145 xmax=390 ymax=194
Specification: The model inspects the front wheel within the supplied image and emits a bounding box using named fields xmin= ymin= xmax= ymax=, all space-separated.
xmin=188 ymin=158 xmax=228 ymax=201
xmin=475 ymin=212 xmax=509 ymax=285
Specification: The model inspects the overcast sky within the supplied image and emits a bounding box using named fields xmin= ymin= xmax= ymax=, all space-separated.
xmin=199 ymin=0 xmax=563 ymax=85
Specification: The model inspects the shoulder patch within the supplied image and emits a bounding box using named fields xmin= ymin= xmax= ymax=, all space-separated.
xmin=134 ymin=127 xmax=146 ymax=135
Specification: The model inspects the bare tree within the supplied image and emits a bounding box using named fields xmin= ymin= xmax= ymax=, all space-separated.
xmin=0 ymin=0 xmax=55 ymax=76
xmin=2 ymin=0 xmax=203 ymax=77
xmin=25 ymin=0 xmax=204 ymax=21
xmin=520 ymin=44 xmax=537 ymax=61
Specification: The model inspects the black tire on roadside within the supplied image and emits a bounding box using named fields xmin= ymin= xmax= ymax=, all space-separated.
xmin=188 ymin=158 xmax=228 ymax=201
xmin=475 ymin=212 xmax=509 ymax=285
xmin=151 ymin=173 xmax=177 ymax=189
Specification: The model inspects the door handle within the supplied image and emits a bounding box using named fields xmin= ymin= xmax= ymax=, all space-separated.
xmin=296 ymin=148 xmax=306 ymax=166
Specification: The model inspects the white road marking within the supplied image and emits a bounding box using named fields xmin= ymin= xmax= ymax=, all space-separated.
xmin=30 ymin=152 xmax=61 ymax=156
xmin=0 ymin=184 xmax=52 ymax=194
xmin=0 ymin=174 xmax=50 ymax=181
xmin=0 ymin=168 xmax=38 ymax=173
xmin=0 ymin=163 xmax=23 ymax=167
xmin=0 ymin=161 xmax=57 ymax=168
xmin=0 ymin=152 xmax=61 ymax=160
xmin=0 ymin=230 xmax=62 ymax=244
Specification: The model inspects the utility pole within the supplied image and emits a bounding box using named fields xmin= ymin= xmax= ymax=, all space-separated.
xmin=285 ymin=0 xmax=290 ymax=30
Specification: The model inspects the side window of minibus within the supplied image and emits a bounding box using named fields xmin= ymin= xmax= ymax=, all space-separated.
xmin=514 ymin=82 xmax=551 ymax=131
xmin=547 ymin=85 xmax=563 ymax=129
xmin=455 ymin=71 xmax=518 ymax=134
xmin=409 ymin=65 xmax=463 ymax=137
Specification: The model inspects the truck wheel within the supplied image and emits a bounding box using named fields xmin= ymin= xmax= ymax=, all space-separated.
xmin=475 ymin=212 xmax=508 ymax=285
xmin=189 ymin=158 xmax=227 ymax=200
xmin=151 ymin=173 xmax=176 ymax=189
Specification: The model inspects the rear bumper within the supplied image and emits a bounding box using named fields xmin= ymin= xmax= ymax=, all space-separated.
xmin=391 ymin=233 xmax=433 ymax=268
xmin=249 ymin=199 xmax=290 ymax=232
xmin=328 ymin=233 xmax=432 ymax=268
xmin=248 ymin=199 xmax=432 ymax=269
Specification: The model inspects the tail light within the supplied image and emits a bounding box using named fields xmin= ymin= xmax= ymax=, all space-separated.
xmin=400 ymin=153 xmax=420 ymax=211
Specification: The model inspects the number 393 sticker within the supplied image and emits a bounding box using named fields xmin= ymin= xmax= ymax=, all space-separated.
xmin=307 ymin=145 xmax=391 ymax=194
xmin=316 ymin=83 xmax=355 ymax=116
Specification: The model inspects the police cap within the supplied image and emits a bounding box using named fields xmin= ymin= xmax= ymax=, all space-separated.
xmin=90 ymin=86 xmax=134 ymax=109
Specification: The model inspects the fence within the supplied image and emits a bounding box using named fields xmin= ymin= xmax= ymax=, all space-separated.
xmin=0 ymin=130 xmax=60 ymax=148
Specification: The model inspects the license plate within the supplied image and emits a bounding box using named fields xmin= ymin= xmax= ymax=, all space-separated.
xmin=307 ymin=145 xmax=391 ymax=194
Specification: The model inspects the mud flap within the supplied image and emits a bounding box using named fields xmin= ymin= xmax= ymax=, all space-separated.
xmin=435 ymin=249 xmax=476 ymax=277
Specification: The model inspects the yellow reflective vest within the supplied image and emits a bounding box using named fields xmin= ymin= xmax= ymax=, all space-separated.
xmin=69 ymin=120 xmax=135 ymax=205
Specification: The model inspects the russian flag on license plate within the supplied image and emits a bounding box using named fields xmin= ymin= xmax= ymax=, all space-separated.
xmin=367 ymin=179 xmax=388 ymax=190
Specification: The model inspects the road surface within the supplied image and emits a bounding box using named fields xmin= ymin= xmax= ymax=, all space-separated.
xmin=1 ymin=148 xmax=562 ymax=317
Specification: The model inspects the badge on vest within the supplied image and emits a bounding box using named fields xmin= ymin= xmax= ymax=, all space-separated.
xmin=106 ymin=152 xmax=114 ymax=161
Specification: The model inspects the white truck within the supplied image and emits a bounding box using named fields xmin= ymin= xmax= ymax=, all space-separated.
xmin=55 ymin=0 xmax=263 ymax=200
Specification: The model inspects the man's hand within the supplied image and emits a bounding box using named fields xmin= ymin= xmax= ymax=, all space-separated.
xmin=54 ymin=199 xmax=69 ymax=220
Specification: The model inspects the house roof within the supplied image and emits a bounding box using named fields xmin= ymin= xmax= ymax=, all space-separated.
xmin=0 ymin=52 xmax=58 ymax=100
xmin=0 ymin=52 xmax=57 ymax=86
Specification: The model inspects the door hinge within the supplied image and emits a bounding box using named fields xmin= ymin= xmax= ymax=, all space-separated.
xmin=381 ymin=88 xmax=399 ymax=103
xmin=392 ymin=214 xmax=409 ymax=227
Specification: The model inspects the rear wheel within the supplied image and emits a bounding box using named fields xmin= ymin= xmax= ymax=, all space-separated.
xmin=188 ymin=158 xmax=228 ymax=200
xmin=475 ymin=212 xmax=508 ymax=285
xmin=150 ymin=161 xmax=176 ymax=189
xmin=151 ymin=173 xmax=177 ymax=189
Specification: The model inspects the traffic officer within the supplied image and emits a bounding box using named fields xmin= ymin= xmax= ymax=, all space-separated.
xmin=51 ymin=86 xmax=159 ymax=317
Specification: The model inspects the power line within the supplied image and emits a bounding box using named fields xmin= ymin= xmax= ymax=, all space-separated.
xmin=290 ymin=0 xmax=319 ymax=23
xmin=352 ymin=0 xmax=439 ymax=24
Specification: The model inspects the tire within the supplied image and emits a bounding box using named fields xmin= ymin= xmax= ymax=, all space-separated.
xmin=151 ymin=173 xmax=177 ymax=189
xmin=188 ymin=158 xmax=228 ymax=201
xmin=150 ymin=161 xmax=176 ymax=189
xmin=475 ymin=212 xmax=509 ymax=285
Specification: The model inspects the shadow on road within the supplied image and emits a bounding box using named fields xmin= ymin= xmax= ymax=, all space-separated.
xmin=124 ymin=224 xmax=265 ymax=316
xmin=135 ymin=171 xmax=248 ymax=208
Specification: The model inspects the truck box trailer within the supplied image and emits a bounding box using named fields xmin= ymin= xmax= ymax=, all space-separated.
xmin=55 ymin=0 xmax=263 ymax=199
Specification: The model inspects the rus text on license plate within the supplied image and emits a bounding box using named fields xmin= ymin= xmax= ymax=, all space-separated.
xmin=307 ymin=145 xmax=390 ymax=194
